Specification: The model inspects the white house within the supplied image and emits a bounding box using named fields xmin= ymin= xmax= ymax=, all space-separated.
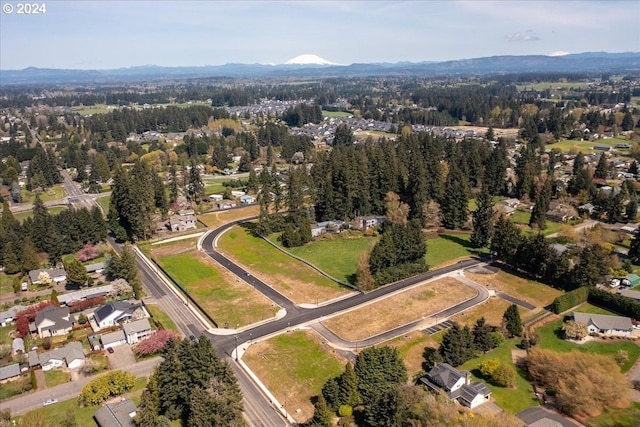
xmin=240 ymin=195 xmax=256 ymax=204
xmin=29 ymin=341 xmax=86 ymax=371
xmin=420 ymin=362 xmax=491 ymax=409
xmin=93 ymin=301 xmax=147 ymax=330
xmin=123 ymin=318 xmax=152 ymax=344
xmin=572 ymin=312 xmax=633 ymax=336
xmin=28 ymin=268 xmax=67 ymax=285
xmin=168 ymin=213 xmax=197 ymax=232
xmin=101 ymin=330 xmax=126 ymax=349
xmin=209 ymin=194 xmax=223 ymax=202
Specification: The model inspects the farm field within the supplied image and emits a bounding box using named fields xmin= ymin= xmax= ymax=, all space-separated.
xmin=218 ymin=225 xmax=350 ymax=304
xmin=322 ymin=277 xmax=476 ymax=341
xmin=243 ymin=330 xmax=345 ymax=424
xmin=151 ymin=238 xmax=278 ymax=328
xmin=547 ymin=136 xmax=632 ymax=154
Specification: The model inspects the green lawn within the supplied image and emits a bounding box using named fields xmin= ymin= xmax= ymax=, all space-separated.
xmin=97 ymin=195 xmax=111 ymax=213
xmin=13 ymin=206 xmax=67 ymax=223
xmin=426 ymin=234 xmax=486 ymax=268
xmin=155 ymin=251 xmax=277 ymax=327
xmin=44 ymin=369 xmax=70 ymax=387
xmin=271 ymin=234 xmax=378 ymax=284
xmin=537 ymin=318 xmax=640 ymax=372
xmin=219 ymin=225 xmax=344 ymax=293
xmin=321 ymin=110 xmax=352 ymax=117
xmin=0 ymin=375 xmax=30 ymax=400
xmin=548 ymin=136 xmax=633 ymax=155
xmin=510 ymin=209 xmax=530 ymax=225
xmin=146 ymin=304 xmax=179 ymax=332
xmin=0 ymin=272 xmax=20 ymax=295
xmin=460 ymin=338 xmax=539 ymax=414
xmin=586 ymin=402 xmax=640 ymax=427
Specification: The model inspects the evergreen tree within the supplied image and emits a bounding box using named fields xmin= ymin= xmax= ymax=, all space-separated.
xmin=438 ymin=322 xmax=475 ymax=367
xmin=64 ymin=258 xmax=89 ymax=286
xmin=169 ymin=161 xmax=179 ymax=204
xmin=354 ymin=346 xmax=407 ymax=405
xmin=470 ymin=188 xmax=495 ymax=248
xmin=530 ymin=178 xmax=551 ymax=230
xmin=338 ymin=362 xmax=360 ymax=407
xmin=472 ymin=317 xmax=496 ymax=353
xmin=502 ymin=304 xmax=523 ymax=338
xmin=187 ymin=159 xmax=205 ymax=205
xmin=106 ymin=244 xmax=139 ymax=283
xmin=321 ymin=377 xmax=340 ymax=412
xmin=333 ymin=124 xmax=354 ymax=146
xmin=491 ymin=215 xmax=523 ymax=265
xmin=21 ymin=237 xmax=40 ymax=273
xmin=440 ymin=165 xmax=468 ymax=229
xmin=594 ymin=153 xmax=608 ymax=180
xmin=308 ymin=394 xmax=333 ymax=427
xmin=363 ymin=386 xmax=404 ymax=427
xmin=630 ymin=230 xmax=640 ymax=265
xmin=50 ymin=289 xmax=59 ymax=305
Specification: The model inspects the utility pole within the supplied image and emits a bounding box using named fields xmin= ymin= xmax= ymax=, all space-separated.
xmin=235 ymin=334 xmax=238 ymax=361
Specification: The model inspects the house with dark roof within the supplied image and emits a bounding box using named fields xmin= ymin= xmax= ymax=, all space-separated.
xmin=419 ymin=362 xmax=491 ymax=409
xmin=28 ymin=341 xmax=86 ymax=371
xmin=35 ymin=306 xmax=72 ymax=337
xmin=93 ymin=301 xmax=147 ymax=330
xmin=572 ymin=312 xmax=633 ymax=336
xmin=517 ymin=406 xmax=580 ymax=427
xmin=0 ymin=363 xmax=21 ymax=383
xmin=0 ymin=304 xmax=27 ymax=326
xmin=28 ymin=268 xmax=66 ymax=285
xmin=94 ymin=398 xmax=137 ymax=427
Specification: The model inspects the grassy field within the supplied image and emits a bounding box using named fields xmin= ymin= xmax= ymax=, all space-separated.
xmin=145 ymin=303 xmax=179 ymax=333
xmin=460 ymin=338 xmax=539 ymax=414
xmin=0 ymin=272 xmax=20 ymax=295
xmin=322 ymin=277 xmax=476 ymax=341
xmin=384 ymin=331 xmax=440 ymax=377
xmin=536 ymin=317 xmax=640 ymax=373
xmin=466 ymin=269 xmax=563 ymax=310
xmin=321 ymin=110 xmax=352 ymax=117
xmin=243 ymin=330 xmax=345 ymax=423
xmin=152 ymin=240 xmax=278 ymax=328
xmin=273 ymin=234 xmax=378 ymax=284
xmin=71 ymin=104 xmax=113 ymax=116
xmin=21 ymin=185 xmax=66 ymax=204
xmin=14 ymin=377 xmax=147 ymax=426
xmin=516 ymin=82 xmax=590 ymax=92
xmin=451 ymin=297 xmax=514 ymax=329
xmin=426 ymin=234 xmax=486 ymax=268
xmin=586 ymin=402 xmax=640 ymax=427
xmin=13 ymin=206 xmax=67 ymax=223
xmin=198 ymin=205 xmax=259 ymax=229
xmin=218 ymin=224 xmax=350 ymax=304
xmin=44 ymin=369 xmax=70 ymax=387
xmin=97 ymin=194 xmax=111 ymax=213
xmin=547 ymin=136 xmax=632 ymax=155
xmin=0 ymin=375 xmax=30 ymax=400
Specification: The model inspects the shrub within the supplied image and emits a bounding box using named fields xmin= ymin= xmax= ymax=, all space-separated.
xmin=491 ymin=364 xmax=517 ymax=387
xmin=479 ymin=359 xmax=500 ymax=378
xmin=338 ymin=405 xmax=353 ymax=417
xmin=551 ymin=287 xmax=590 ymax=314
xmin=42 ymin=337 xmax=52 ymax=350
xmin=78 ymin=370 xmax=136 ymax=406
xmin=78 ymin=313 xmax=88 ymax=325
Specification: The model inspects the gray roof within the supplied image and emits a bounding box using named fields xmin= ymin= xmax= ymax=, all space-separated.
xmin=619 ymin=288 xmax=640 ymax=301
xmin=458 ymin=382 xmax=491 ymax=405
xmin=28 ymin=268 xmax=66 ymax=283
xmin=57 ymin=284 xmax=113 ymax=305
xmin=94 ymin=398 xmax=137 ymax=427
xmin=426 ymin=362 xmax=467 ymax=391
xmin=123 ymin=318 xmax=151 ymax=336
xmin=0 ymin=305 xmax=27 ymax=323
xmin=37 ymin=341 xmax=86 ymax=366
xmin=0 ymin=363 xmax=20 ymax=381
xmin=85 ymin=262 xmax=106 ymax=273
xmin=573 ymin=312 xmax=633 ymax=331
xmin=517 ymin=407 xmax=580 ymax=427
xmin=35 ymin=306 xmax=72 ymax=332
xmin=12 ymin=337 xmax=25 ymax=354
xmin=101 ymin=330 xmax=126 ymax=346
xmin=94 ymin=301 xmax=141 ymax=324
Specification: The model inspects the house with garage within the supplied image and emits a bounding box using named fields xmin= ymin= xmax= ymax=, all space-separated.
xmin=28 ymin=268 xmax=67 ymax=285
xmin=93 ymin=301 xmax=147 ymax=330
xmin=29 ymin=341 xmax=86 ymax=371
xmin=35 ymin=306 xmax=73 ymax=337
xmin=123 ymin=318 xmax=152 ymax=344
xmin=419 ymin=362 xmax=491 ymax=409
xmin=100 ymin=330 xmax=127 ymax=349
xmin=168 ymin=212 xmax=197 ymax=232
xmin=0 ymin=304 xmax=27 ymax=326
xmin=353 ymin=215 xmax=385 ymax=230
xmin=0 ymin=363 xmax=21 ymax=383
xmin=572 ymin=312 xmax=633 ymax=337
xmin=517 ymin=407 xmax=580 ymax=427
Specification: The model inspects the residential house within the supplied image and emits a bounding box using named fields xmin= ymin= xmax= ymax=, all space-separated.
xmin=168 ymin=213 xmax=197 ymax=232
xmin=231 ymin=190 xmax=246 ymax=197
xmin=311 ymin=220 xmax=346 ymax=237
xmin=0 ymin=363 xmax=21 ymax=383
xmin=577 ymin=203 xmax=595 ymax=216
xmin=546 ymin=204 xmax=577 ymax=223
xmin=501 ymin=198 xmax=520 ymax=208
xmin=29 ymin=341 xmax=86 ymax=371
xmin=122 ymin=318 xmax=152 ymax=344
xmin=517 ymin=407 xmax=580 ymax=427
xmin=101 ymin=330 xmax=126 ymax=349
xmin=28 ymin=268 xmax=66 ymax=285
xmin=35 ymin=306 xmax=72 ymax=337
xmin=353 ymin=216 xmax=385 ymax=230
xmin=94 ymin=398 xmax=137 ymax=427
xmin=208 ymin=194 xmax=223 ymax=202
xmin=572 ymin=312 xmax=633 ymax=337
xmin=0 ymin=304 xmax=27 ymax=326
xmin=93 ymin=301 xmax=147 ymax=330
xmin=57 ymin=284 xmax=114 ymax=306
xmin=621 ymin=225 xmax=637 ymax=234
xmin=240 ymin=195 xmax=256 ymax=204
xmin=419 ymin=362 xmax=491 ymax=409
xmin=85 ymin=262 xmax=106 ymax=274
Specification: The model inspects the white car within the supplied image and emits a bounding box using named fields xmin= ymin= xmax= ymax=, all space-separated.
xmin=43 ymin=399 xmax=58 ymax=406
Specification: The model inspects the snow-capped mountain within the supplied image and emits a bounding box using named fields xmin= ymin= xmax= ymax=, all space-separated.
xmin=285 ymin=54 xmax=338 ymax=65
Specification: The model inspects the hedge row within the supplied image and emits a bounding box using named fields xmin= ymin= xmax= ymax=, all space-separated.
xmin=588 ymin=288 xmax=640 ymax=319
xmin=551 ymin=287 xmax=590 ymax=314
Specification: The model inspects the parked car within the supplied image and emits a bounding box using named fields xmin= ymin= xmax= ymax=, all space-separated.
xmin=107 ymin=347 xmax=114 ymax=354
xmin=43 ymin=399 xmax=58 ymax=406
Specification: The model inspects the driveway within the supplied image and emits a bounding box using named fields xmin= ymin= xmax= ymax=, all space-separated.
xmin=107 ymin=345 xmax=136 ymax=370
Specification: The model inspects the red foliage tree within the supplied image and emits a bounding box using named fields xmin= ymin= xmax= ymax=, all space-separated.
xmin=68 ymin=296 xmax=106 ymax=313
xmin=15 ymin=301 xmax=56 ymax=337
xmin=77 ymin=243 xmax=100 ymax=262
xmin=133 ymin=329 xmax=179 ymax=356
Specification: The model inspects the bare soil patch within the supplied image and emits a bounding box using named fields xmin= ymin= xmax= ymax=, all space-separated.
xmin=149 ymin=239 xmax=196 ymax=257
xmin=322 ymin=277 xmax=476 ymax=341
xmin=198 ymin=205 xmax=260 ymax=228
xmin=383 ymin=331 xmax=440 ymax=377
xmin=451 ymin=297 xmax=512 ymax=328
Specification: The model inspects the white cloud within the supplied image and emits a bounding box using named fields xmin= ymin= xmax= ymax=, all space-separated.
xmin=549 ymin=51 xmax=570 ymax=57
xmin=505 ymin=31 xmax=540 ymax=42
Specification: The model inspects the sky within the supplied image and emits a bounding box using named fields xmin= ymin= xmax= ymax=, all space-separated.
xmin=0 ymin=0 xmax=638 ymax=70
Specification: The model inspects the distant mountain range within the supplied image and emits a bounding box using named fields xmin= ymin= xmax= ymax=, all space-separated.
xmin=1 ymin=52 xmax=639 ymax=86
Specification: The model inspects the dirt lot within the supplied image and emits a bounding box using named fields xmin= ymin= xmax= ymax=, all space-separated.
xmin=322 ymin=277 xmax=476 ymax=341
